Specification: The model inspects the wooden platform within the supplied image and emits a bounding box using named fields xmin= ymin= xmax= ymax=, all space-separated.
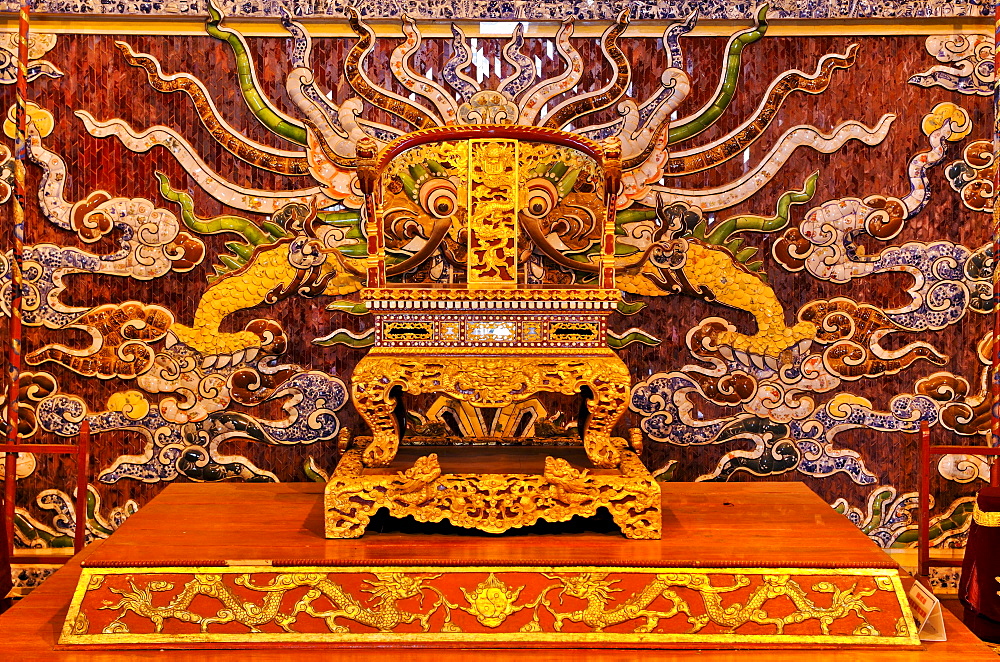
xmin=61 ymin=481 xmax=919 ymax=566
xmin=0 ymin=482 xmax=997 ymax=658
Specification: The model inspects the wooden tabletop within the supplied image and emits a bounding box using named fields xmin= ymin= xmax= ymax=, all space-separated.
xmin=81 ymin=481 xmax=899 ymax=568
xmin=1 ymin=482 xmax=997 ymax=660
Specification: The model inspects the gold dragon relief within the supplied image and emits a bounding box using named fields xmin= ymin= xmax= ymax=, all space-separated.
xmin=521 ymin=571 xmax=912 ymax=638
xmin=324 ymin=447 xmax=660 ymax=539
xmin=78 ymin=571 xmax=459 ymax=637
xmin=62 ymin=567 xmax=917 ymax=645
xmin=468 ymin=139 xmax=519 ymax=285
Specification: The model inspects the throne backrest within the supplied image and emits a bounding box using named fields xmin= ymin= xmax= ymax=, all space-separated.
xmin=356 ymin=125 xmax=621 ymax=292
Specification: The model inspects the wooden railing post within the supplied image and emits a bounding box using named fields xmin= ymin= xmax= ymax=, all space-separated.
xmin=908 ymin=420 xmax=1000 ymax=577
xmin=3 ymin=451 xmax=15 ymax=557
xmin=74 ymin=421 xmax=90 ymax=554
xmin=0 ymin=423 xmax=95 ymax=558
xmin=918 ymin=420 xmax=930 ymax=579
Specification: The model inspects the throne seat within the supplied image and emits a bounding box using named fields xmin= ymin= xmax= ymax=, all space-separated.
xmin=325 ymin=125 xmax=660 ymax=539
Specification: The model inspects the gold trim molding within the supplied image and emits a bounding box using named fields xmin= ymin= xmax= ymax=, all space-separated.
xmin=5 ymin=16 xmax=992 ymax=38
xmin=973 ymin=501 xmax=1000 ymax=527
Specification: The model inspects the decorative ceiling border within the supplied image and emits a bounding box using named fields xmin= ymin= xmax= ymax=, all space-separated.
xmin=2 ymin=0 xmax=991 ymax=21
xmin=1 ymin=15 xmax=992 ymax=37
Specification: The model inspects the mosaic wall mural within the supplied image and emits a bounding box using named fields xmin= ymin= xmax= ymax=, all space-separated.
xmin=1 ymin=0 xmax=991 ymax=19
xmin=0 ymin=4 xmax=995 ymax=585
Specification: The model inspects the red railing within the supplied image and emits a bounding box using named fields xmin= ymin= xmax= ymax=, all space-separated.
xmin=0 ymin=420 xmax=91 ymax=557
xmin=917 ymin=419 xmax=1000 ymax=577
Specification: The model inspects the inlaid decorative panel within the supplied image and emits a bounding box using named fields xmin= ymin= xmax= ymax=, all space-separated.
xmin=1 ymin=0 xmax=990 ymax=19
xmin=59 ymin=564 xmax=918 ymax=647
xmin=0 ymin=5 xmax=993 ymax=579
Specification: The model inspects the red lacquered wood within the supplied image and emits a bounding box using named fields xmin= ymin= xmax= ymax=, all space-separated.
xmin=1 ymin=424 xmax=93 ymax=557
xmin=927 ymin=446 xmax=1000 ymax=456
xmin=74 ymin=482 xmax=901 ymax=569
xmin=918 ymin=420 xmax=930 ymax=579
xmin=74 ymin=421 xmax=90 ymax=554
xmin=0 ymin=483 xmax=998 ymax=660
xmin=3 ymin=451 xmax=14 ymax=557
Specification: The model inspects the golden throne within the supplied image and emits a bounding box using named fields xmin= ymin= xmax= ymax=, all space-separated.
xmin=325 ymin=125 xmax=661 ymax=539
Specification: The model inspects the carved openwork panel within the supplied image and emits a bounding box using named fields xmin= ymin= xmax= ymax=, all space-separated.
xmin=371 ymin=126 xmax=615 ymax=288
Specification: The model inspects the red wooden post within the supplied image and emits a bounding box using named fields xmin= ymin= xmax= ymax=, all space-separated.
xmin=3 ymin=451 xmax=15 ymax=557
xmin=992 ymin=0 xmax=1000 ymax=474
xmin=74 ymin=421 xmax=90 ymax=554
xmin=3 ymin=0 xmax=30 ymax=568
xmin=599 ymin=136 xmax=621 ymax=291
xmin=355 ymin=136 xmax=385 ymax=289
xmin=918 ymin=419 xmax=930 ymax=578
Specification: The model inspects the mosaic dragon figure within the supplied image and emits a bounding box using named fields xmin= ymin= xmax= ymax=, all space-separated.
xmin=87 ymin=2 xmax=893 ymax=369
xmin=19 ymin=1 xmax=971 ymax=492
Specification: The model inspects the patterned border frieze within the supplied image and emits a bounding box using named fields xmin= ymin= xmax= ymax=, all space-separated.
xmin=10 ymin=0 xmax=991 ymax=20
xmin=60 ymin=565 xmax=919 ymax=647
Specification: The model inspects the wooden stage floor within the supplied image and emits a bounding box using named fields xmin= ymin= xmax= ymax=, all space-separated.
xmin=1 ymin=482 xmax=997 ymax=660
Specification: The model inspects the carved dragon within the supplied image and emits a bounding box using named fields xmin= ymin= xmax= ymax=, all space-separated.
xmin=92 ymin=2 xmax=892 ymax=370
xmin=99 ymin=572 xmax=450 ymax=634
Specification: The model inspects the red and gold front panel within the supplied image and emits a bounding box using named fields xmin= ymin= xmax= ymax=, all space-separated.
xmin=60 ymin=565 xmax=918 ymax=648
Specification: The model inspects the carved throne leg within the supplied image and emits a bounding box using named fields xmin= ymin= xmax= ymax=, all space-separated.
xmin=581 ymin=358 xmax=632 ymax=468
xmin=350 ymin=357 xmax=401 ymax=467
xmin=325 ymin=449 xmax=375 ymax=538
xmin=608 ymin=500 xmax=663 ymax=540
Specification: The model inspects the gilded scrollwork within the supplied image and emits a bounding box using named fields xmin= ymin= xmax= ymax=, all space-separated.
xmin=68 ymin=613 xmax=89 ymax=637
xmin=460 ymin=573 xmax=527 ymax=627
xmin=350 ymin=353 xmax=631 ymax=468
xmin=972 ymin=501 xmax=1000 ymax=526
xmin=325 ymin=447 xmax=659 ymax=539
xmin=468 ymin=139 xmax=519 ymax=285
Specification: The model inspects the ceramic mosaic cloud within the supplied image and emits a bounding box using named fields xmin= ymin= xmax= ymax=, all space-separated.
xmin=0 ymin=6 xmax=992 ymax=563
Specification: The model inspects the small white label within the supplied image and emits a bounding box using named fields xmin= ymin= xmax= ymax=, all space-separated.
xmin=479 ymin=21 xmax=529 ymax=36
xmin=908 ymin=580 xmax=947 ymax=641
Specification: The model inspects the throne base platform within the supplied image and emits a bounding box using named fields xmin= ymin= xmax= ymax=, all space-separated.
xmin=325 ymin=442 xmax=661 ymax=539
xmin=33 ymin=482 xmax=945 ymax=652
